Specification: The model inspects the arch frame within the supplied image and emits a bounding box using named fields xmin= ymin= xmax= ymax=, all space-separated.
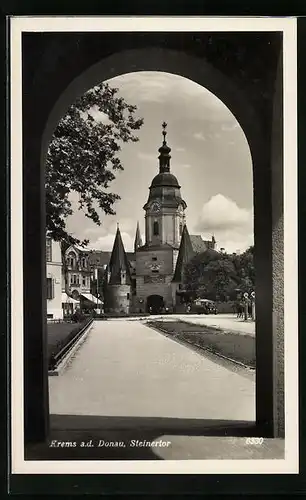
xmin=21 ymin=34 xmax=284 ymax=445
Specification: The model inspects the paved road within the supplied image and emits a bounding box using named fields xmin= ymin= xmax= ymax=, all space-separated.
xmin=49 ymin=320 xmax=255 ymax=422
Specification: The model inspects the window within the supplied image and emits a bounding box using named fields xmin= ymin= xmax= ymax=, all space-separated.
xmin=82 ymin=276 xmax=86 ymax=286
xmin=153 ymin=221 xmax=159 ymax=236
xmin=46 ymin=238 xmax=52 ymax=262
xmin=152 ymin=269 xmax=159 ymax=274
xmin=127 ymin=293 xmax=130 ymax=300
xmin=179 ymin=223 xmax=183 ymax=236
xmin=152 ymin=257 xmax=157 ymax=261
xmin=46 ymin=278 xmax=54 ymax=299
xmin=71 ymin=274 xmax=80 ymax=285
xmin=81 ymin=257 xmax=87 ymax=268
xmin=67 ymin=251 xmax=76 ymax=268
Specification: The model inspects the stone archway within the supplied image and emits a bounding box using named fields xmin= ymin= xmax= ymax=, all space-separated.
xmin=22 ymin=33 xmax=284 ymax=443
xmin=146 ymin=295 xmax=165 ymax=314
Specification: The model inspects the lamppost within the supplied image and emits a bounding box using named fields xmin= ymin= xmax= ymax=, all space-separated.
xmin=243 ymin=292 xmax=249 ymax=321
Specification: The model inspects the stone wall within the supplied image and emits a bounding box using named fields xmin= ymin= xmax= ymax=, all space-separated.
xmin=271 ymin=56 xmax=284 ymax=437
xmin=135 ymin=248 xmax=175 ymax=308
xmin=135 ymin=275 xmax=173 ymax=309
xmin=136 ymin=247 xmax=174 ymax=275
xmin=105 ymin=284 xmax=131 ymax=314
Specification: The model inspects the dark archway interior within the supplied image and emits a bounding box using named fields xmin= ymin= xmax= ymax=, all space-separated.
xmin=22 ymin=32 xmax=284 ymax=446
xmin=147 ymin=295 xmax=165 ymax=314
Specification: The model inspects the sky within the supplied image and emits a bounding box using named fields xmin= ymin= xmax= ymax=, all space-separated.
xmin=65 ymin=71 xmax=254 ymax=254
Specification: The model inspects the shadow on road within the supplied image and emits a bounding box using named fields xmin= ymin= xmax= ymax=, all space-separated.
xmin=25 ymin=414 xmax=257 ymax=460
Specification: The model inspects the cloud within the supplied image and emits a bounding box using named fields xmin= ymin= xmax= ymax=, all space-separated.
xmin=175 ymin=147 xmax=186 ymax=152
xmin=196 ymin=194 xmax=252 ymax=232
xmin=193 ymin=131 xmax=206 ymax=141
xmin=104 ymin=72 xmax=234 ymax=119
xmin=88 ymin=231 xmax=134 ymax=252
xmin=194 ymin=194 xmax=253 ymax=253
xmin=214 ymin=231 xmax=254 ymax=254
xmin=106 ymin=72 xmax=177 ymax=103
xmin=85 ymin=217 xmax=135 ymax=239
xmin=221 ymin=122 xmax=239 ymax=132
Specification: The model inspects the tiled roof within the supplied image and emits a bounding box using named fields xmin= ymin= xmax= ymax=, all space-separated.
xmin=137 ymin=242 xmax=179 ymax=252
xmin=189 ymin=235 xmax=209 ymax=253
xmin=89 ymin=251 xmax=111 ymax=267
xmin=88 ymin=250 xmax=135 ymax=267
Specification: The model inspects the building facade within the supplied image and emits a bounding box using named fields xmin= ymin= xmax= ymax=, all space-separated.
xmin=46 ymin=236 xmax=63 ymax=320
xmin=62 ymin=245 xmax=104 ymax=312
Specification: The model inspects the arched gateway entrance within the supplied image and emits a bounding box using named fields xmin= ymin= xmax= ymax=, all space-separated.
xmin=22 ymin=32 xmax=284 ymax=444
xmin=146 ymin=295 xmax=164 ymax=314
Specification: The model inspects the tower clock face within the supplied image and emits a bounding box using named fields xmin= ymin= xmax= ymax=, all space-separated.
xmin=151 ymin=201 xmax=161 ymax=212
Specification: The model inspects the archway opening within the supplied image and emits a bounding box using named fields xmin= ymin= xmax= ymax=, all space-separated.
xmin=146 ymin=294 xmax=165 ymax=314
xmin=44 ymin=64 xmax=256 ymax=436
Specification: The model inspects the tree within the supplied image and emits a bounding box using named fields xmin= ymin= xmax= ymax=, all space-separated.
xmin=232 ymin=246 xmax=255 ymax=292
xmin=203 ymin=258 xmax=239 ymax=301
xmin=183 ymin=250 xmax=221 ymax=292
xmin=46 ymin=83 xmax=144 ymax=246
xmin=183 ymin=245 xmax=255 ymax=301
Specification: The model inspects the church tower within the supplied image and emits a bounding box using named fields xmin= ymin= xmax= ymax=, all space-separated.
xmin=143 ymin=122 xmax=187 ymax=248
xmin=134 ymin=123 xmax=188 ymax=314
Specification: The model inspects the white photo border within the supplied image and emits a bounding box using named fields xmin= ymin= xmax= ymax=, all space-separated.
xmin=10 ymin=16 xmax=298 ymax=475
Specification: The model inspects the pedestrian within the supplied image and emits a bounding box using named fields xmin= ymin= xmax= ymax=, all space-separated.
xmin=248 ymin=299 xmax=252 ymax=319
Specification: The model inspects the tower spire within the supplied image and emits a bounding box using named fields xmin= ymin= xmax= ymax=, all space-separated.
xmin=108 ymin=226 xmax=131 ymax=285
xmin=134 ymin=221 xmax=143 ymax=252
xmin=158 ymin=121 xmax=171 ymax=173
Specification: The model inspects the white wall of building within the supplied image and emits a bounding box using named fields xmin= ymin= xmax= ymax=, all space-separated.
xmin=46 ymin=239 xmax=63 ymax=320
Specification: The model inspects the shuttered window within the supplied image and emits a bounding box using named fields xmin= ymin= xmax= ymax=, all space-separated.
xmin=46 ymin=278 xmax=54 ymax=299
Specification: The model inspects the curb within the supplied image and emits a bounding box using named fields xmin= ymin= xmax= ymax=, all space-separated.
xmin=48 ymin=321 xmax=94 ymax=376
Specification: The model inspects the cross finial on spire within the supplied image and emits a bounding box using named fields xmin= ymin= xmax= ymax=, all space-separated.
xmin=162 ymin=121 xmax=167 ymax=142
xmin=158 ymin=122 xmax=171 ymax=173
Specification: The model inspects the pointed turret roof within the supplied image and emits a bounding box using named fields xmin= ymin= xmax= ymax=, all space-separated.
xmin=134 ymin=221 xmax=143 ymax=252
xmin=172 ymin=225 xmax=195 ymax=282
xmin=108 ymin=225 xmax=131 ymax=285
